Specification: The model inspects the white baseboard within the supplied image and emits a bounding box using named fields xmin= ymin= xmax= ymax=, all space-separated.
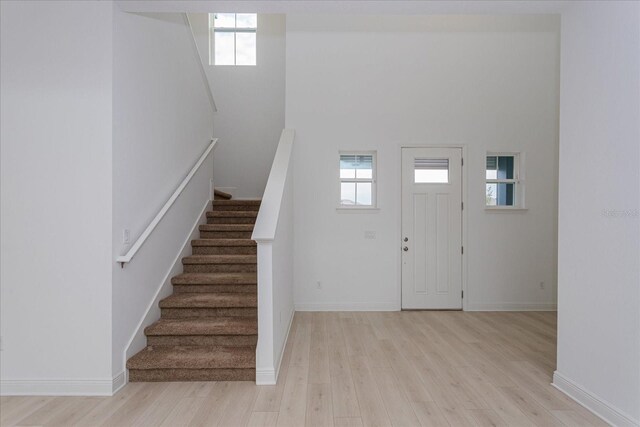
xmin=122 ymin=199 xmax=211 ymax=381
xmin=112 ymin=371 xmax=125 ymax=394
xmin=1 ymin=372 xmax=125 ymax=396
xmin=465 ymin=302 xmax=557 ymax=311
xmin=552 ymin=371 xmax=638 ymax=427
xmin=295 ymin=302 xmax=398 ymax=311
xmin=256 ymin=307 xmax=295 ymax=385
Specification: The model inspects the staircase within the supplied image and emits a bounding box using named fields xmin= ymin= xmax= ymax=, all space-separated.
xmin=127 ymin=195 xmax=261 ymax=382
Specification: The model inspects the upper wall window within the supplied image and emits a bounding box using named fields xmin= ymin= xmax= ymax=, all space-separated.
xmin=339 ymin=153 xmax=377 ymax=208
xmin=486 ymin=153 xmax=524 ymax=208
xmin=209 ymin=13 xmax=257 ymax=66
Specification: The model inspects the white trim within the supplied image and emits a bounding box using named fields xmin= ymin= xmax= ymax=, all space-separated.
xmin=336 ymin=207 xmax=380 ymax=213
xmin=112 ymin=371 xmax=126 ymax=395
xmin=295 ymin=302 xmax=398 ymax=311
xmin=122 ymin=199 xmax=211 ymax=380
xmin=117 ymin=139 xmax=217 ymax=265
xmin=465 ymin=302 xmax=557 ymax=311
xmin=552 ymin=371 xmax=639 ymax=427
xmin=256 ymin=307 xmax=295 ymax=385
xmin=485 ymin=207 xmax=529 ymax=212
xmin=1 ymin=372 xmax=125 ymax=396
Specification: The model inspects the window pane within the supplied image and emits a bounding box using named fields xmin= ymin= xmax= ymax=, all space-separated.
xmin=498 ymin=156 xmax=514 ymax=179
xmin=487 ymin=183 xmax=515 ymax=206
xmin=236 ymin=32 xmax=256 ymax=65
xmin=340 ymin=168 xmax=356 ymax=179
xmin=214 ymin=13 xmax=236 ymax=28
xmin=356 ymin=182 xmax=372 ymax=205
xmin=215 ymin=32 xmax=235 ymax=65
xmin=236 ymin=13 xmax=257 ymax=29
xmin=356 ymin=168 xmax=372 ymax=179
xmin=341 ymin=182 xmax=356 ymax=205
xmin=486 ymin=183 xmax=497 ymax=206
xmin=414 ymin=158 xmax=448 ymax=183
xmin=486 ymin=156 xmax=498 ymax=179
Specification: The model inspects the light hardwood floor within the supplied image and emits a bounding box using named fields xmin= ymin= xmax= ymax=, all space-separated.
xmin=1 ymin=311 xmax=607 ymax=427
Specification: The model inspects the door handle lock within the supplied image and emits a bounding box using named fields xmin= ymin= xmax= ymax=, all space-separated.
xmin=403 ymin=237 xmax=408 ymax=242
xmin=403 ymin=246 xmax=409 ymax=252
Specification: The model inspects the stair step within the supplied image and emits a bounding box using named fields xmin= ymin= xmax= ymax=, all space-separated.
xmin=213 ymin=189 xmax=233 ymax=200
xmin=145 ymin=317 xmax=257 ymax=336
xmin=160 ymin=293 xmax=257 ymax=308
xmin=128 ymin=368 xmax=255 ymax=382
xmin=183 ymin=255 xmax=257 ymax=265
xmin=199 ymin=224 xmax=254 ymax=239
xmin=199 ymin=224 xmax=254 ymax=232
xmin=207 ymin=211 xmax=258 ymax=218
xmin=127 ymin=345 xmax=255 ymax=370
xmin=172 ymin=273 xmax=257 ymax=293
xmin=160 ymin=293 xmax=256 ymax=318
xmin=172 ymin=273 xmax=257 ymax=285
xmin=182 ymin=255 xmax=257 ymax=273
xmin=147 ymin=334 xmax=257 ymax=346
xmin=191 ymin=238 xmax=256 ymax=255
xmin=206 ymin=211 xmax=258 ymax=224
xmin=212 ymin=200 xmax=261 ymax=212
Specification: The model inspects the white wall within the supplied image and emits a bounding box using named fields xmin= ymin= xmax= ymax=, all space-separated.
xmin=111 ymin=10 xmax=215 ymax=377
xmin=555 ymin=2 xmax=640 ymax=425
xmin=287 ymin=15 xmax=560 ymax=311
xmin=189 ymin=13 xmax=286 ymax=199
xmin=0 ymin=1 xmax=114 ymax=394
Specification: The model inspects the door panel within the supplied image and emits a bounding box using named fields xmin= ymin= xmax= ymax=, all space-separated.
xmin=402 ymin=147 xmax=462 ymax=309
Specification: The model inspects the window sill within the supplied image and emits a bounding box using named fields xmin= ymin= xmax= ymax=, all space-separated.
xmin=485 ymin=207 xmax=528 ymax=212
xmin=336 ymin=207 xmax=380 ymax=214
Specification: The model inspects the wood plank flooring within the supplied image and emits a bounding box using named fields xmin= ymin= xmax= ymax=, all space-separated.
xmin=1 ymin=311 xmax=608 ymax=426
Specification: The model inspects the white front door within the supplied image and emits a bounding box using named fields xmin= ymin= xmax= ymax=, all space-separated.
xmin=401 ymin=147 xmax=462 ymax=309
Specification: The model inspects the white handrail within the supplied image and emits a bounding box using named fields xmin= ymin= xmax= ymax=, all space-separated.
xmin=252 ymin=129 xmax=295 ymax=242
xmin=117 ymin=138 xmax=218 ymax=267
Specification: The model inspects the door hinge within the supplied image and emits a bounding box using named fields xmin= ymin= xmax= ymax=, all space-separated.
xmin=461 ymin=158 xmax=464 ymax=166
xmin=461 ymin=202 xmax=464 ymax=210
xmin=461 ymin=246 xmax=464 ymax=254
xmin=462 ymin=290 xmax=464 ymax=298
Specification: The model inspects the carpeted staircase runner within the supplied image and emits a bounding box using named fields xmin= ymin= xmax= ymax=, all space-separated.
xmin=127 ymin=198 xmax=260 ymax=382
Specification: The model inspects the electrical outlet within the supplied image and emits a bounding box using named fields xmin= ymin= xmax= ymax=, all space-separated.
xmin=316 ymin=281 xmax=322 ymax=290
xmin=539 ymin=281 xmax=545 ymax=290
xmin=122 ymin=229 xmax=131 ymax=245
xmin=364 ymin=230 xmax=376 ymax=239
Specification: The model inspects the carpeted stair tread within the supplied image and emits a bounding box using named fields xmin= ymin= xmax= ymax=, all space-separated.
xmin=145 ymin=317 xmax=257 ymax=336
xmin=213 ymin=200 xmax=261 ymax=206
xmin=207 ymin=211 xmax=258 ymax=218
xmin=127 ymin=345 xmax=255 ymax=370
xmin=172 ymin=272 xmax=257 ymax=285
xmin=199 ymin=224 xmax=254 ymax=231
xmin=191 ymin=239 xmax=256 ymax=247
xmin=213 ymin=189 xmax=233 ymax=200
xmin=183 ymin=255 xmax=257 ymax=265
xmin=128 ymin=368 xmax=255 ymax=382
xmin=160 ymin=293 xmax=257 ymax=308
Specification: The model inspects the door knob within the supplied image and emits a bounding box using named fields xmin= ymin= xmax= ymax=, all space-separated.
xmin=403 ymin=237 xmax=408 ymax=242
xmin=403 ymin=246 xmax=409 ymax=251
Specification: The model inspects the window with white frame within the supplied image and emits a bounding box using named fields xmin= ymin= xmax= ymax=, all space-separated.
xmin=209 ymin=13 xmax=257 ymax=66
xmin=485 ymin=153 xmax=523 ymax=208
xmin=339 ymin=153 xmax=376 ymax=207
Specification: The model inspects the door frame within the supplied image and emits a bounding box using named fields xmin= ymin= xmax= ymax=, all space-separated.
xmin=397 ymin=144 xmax=468 ymax=311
